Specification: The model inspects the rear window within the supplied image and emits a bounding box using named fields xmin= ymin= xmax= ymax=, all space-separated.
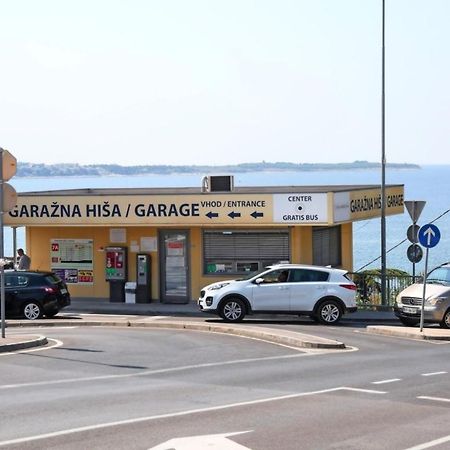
xmin=45 ymin=273 xmax=63 ymax=285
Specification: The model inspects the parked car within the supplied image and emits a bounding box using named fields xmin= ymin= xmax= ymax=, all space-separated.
xmin=198 ymin=264 xmax=357 ymax=324
xmin=394 ymin=262 xmax=450 ymax=328
xmin=1 ymin=270 xmax=71 ymax=320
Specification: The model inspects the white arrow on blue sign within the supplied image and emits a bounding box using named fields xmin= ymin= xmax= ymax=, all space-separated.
xmin=418 ymin=223 xmax=441 ymax=248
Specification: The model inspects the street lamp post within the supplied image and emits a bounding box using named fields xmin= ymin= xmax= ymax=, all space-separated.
xmin=381 ymin=0 xmax=387 ymax=306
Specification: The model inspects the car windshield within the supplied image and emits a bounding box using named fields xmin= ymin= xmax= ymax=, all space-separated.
xmin=426 ymin=267 xmax=450 ymax=285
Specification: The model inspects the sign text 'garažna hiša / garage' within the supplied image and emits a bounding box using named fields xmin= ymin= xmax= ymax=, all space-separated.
xmin=5 ymin=188 xmax=403 ymax=227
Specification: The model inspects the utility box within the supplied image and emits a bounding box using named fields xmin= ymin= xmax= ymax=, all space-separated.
xmin=125 ymin=282 xmax=137 ymax=304
xmin=136 ymin=253 xmax=151 ymax=303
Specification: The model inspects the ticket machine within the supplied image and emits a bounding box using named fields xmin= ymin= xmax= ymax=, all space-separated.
xmin=136 ymin=253 xmax=151 ymax=303
xmin=105 ymin=246 xmax=128 ymax=302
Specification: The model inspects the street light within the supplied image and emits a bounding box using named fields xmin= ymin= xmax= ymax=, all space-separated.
xmin=380 ymin=0 xmax=387 ymax=306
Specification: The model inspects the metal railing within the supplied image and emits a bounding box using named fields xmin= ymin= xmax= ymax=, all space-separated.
xmin=349 ymin=272 xmax=419 ymax=310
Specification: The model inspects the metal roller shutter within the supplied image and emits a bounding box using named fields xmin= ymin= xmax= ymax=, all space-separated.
xmin=312 ymin=226 xmax=341 ymax=266
xmin=203 ymin=230 xmax=290 ymax=266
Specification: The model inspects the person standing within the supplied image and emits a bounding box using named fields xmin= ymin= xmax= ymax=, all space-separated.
xmin=17 ymin=248 xmax=31 ymax=270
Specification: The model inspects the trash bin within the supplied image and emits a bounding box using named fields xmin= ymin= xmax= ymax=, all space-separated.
xmin=125 ymin=282 xmax=137 ymax=304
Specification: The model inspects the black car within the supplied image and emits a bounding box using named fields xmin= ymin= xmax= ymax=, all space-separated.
xmin=2 ymin=270 xmax=71 ymax=320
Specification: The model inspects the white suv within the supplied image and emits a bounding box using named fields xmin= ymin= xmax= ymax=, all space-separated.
xmin=198 ymin=264 xmax=357 ymax=324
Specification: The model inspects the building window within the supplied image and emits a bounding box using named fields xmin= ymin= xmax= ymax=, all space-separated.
xmin=312 ymin=226 xmax=342 ymax=267
xmin=203 ymin=230 xmax=290 ymax=275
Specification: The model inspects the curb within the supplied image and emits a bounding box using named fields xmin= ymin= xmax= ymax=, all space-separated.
xmin=0 ymin=335 xmax=48 ymax=353
xmin=4 ymin=319 xmax=346 ymax=350
xmin=366 ymin=325 xmax=450 ymax=341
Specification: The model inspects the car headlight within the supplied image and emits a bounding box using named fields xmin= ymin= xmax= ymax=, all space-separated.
xmin=209 ymin=282 xmax=229 ymax=291
xmin=426 ymin=297 xmax=446 ymax=306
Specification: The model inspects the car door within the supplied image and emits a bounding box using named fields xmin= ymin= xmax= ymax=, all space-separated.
xmin=288 ymin=268 xmax=329 ymax=312
xmin=4 ymin=274 xmax=21 ymax=317
xmin=251 ymin=269 xmax=291 ymax=311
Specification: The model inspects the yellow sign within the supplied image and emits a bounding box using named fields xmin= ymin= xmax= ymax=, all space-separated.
xmin=5 ymin=187 xmax=404 ymax=227
xmin=333 ymin=186 xmax=404 ymax=222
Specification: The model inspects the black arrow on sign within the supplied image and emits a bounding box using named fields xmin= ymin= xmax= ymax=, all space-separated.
xmin=206 ymin=211 xmax=219 ymax=219
xmin=228 ymin=211 xmax=241 ymax=219
xmin=251 ymin=211 xmax=264 ymax=219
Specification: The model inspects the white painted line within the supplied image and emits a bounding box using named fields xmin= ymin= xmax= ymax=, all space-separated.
xmin=341 ymin=387 xmax=387 ymax=395
xmin=371 ymin=378 xmax=401 ymax=385
xmin=421 ymin=371 xmax=447 ymax=377
xmin=404 ymin=434 xmax=450 ymax=450
xmin=0 ymin=386 xmax=385 ymax=447
xmin=75 ymin=313 xmax=137 ymax=318
xmin=417 ymin=396 xmax=450 ymax=403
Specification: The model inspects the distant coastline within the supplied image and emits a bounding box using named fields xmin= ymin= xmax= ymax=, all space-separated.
xmin=16 ymin=161 xmax=420 ymax=177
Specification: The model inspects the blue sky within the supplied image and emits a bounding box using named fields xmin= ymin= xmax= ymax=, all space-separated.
xmin=1 ymin=0 xmax=449 ymax=166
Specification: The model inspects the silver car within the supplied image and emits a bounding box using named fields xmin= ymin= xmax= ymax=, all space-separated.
xmin=394 ymin=262 xmax=450 ymax=328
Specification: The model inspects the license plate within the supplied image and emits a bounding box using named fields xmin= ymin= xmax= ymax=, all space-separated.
xmin=61 ymin=288 xmax=68 ymax=294
xmin=403 ymin=306 xmax=417 ymax=314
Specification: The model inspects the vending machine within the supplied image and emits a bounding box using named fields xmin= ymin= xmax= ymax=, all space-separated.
xmin=105 ymin=246 xmax=128 ymax=302
xmin=136 ymin=254 xmax=151 ymax=303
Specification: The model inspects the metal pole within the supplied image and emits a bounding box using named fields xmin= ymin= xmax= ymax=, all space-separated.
xmin=13 ymin=227 xmax=17 ymax=269
xmin=419 ymin=247 xmax=429 ymax=332
xmin=0 ymin=148 xmax=5 ymax=338
xmin=380 ymin=0 xmax=387 ymax=306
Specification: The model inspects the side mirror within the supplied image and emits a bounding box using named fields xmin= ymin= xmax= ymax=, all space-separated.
xmin=254 ymin=278 xmax=264 ymax=285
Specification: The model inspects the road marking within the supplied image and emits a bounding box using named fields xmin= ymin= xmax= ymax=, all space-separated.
xmin=74 ymin=313 xmax=137 ymax=318
xmin=417 ymin=396 xmax=450 ymax=403
xmin=0 ymin=352 xmax=313 ymax=389
xmin=404 ymin=434 xmax=450 ymax=450
xmin=421 ymin=371 xmax=447 ymax=377
xmin=150 ymin=431 xmax=252 ymax=449
xmin=0 ymin=339 xmax=63 ymax=357
xmin=0 ymin=386 xmax=386 ymax=447
xmin=341 ymin=387 xmax=387 ymax=395
xmin=371 ymin=378 xmax=401 ymax=385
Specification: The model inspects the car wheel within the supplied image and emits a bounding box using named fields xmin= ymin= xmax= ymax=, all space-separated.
xmin=399 ymin=317 xmax=419 ymax=327
xmin=22 ymin=302 xmax=43 ymax=320
xmin=219 ymin=298 xmax=246 ymax=322
xmin=439 ymin=310 xmax=450 ymax=329
xmin=317 ymin=300 xmax=342 ymax=325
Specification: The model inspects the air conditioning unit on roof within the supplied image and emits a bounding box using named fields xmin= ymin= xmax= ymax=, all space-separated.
xmin=202 ymin=175 xmax=234 ymax=193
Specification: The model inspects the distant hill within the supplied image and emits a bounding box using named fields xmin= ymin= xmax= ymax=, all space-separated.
xmin=16 ymin=161 xmax=420 ymax=177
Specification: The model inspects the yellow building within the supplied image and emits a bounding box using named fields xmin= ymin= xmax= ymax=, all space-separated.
xmin=4 ymin=176 xmax=404 ymax=304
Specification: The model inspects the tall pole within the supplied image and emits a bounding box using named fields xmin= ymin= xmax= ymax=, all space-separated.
xmin=0 ymin=149 xmax=5 ymax=338
xmin=380 ymin=0 xmax=387 ymax=306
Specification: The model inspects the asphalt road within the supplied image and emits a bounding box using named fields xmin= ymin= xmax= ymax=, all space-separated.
xmin=1 ymin=322 xmax=449 ymax=450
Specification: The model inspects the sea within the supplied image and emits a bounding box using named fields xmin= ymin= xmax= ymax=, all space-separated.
xmin=6 ymin=164 xmax=449 ymax=275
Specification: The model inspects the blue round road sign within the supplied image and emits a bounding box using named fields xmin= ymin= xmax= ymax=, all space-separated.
xmin=418 ymin=223 xmax=441 ymax=248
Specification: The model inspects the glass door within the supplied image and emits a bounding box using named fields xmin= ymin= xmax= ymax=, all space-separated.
xmin=160 ymin=231 xmax=190 ymax=303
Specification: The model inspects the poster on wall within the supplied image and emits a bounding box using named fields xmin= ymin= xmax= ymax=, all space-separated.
xmin=51 ymin=239 xmax=94 ymax=284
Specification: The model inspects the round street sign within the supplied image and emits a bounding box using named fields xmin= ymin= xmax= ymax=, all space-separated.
xmin=2 ymin=182 xmax=17 ymax=212
xmin=407 ymin=224 xmax=420 ymax=243
xmin=418 ymin=223 xmax=441 ymax=248
xmin=1 ymin=149 xmax=17 ymax=181
xmin=407 ymin=243 xmax=423 ymax=263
